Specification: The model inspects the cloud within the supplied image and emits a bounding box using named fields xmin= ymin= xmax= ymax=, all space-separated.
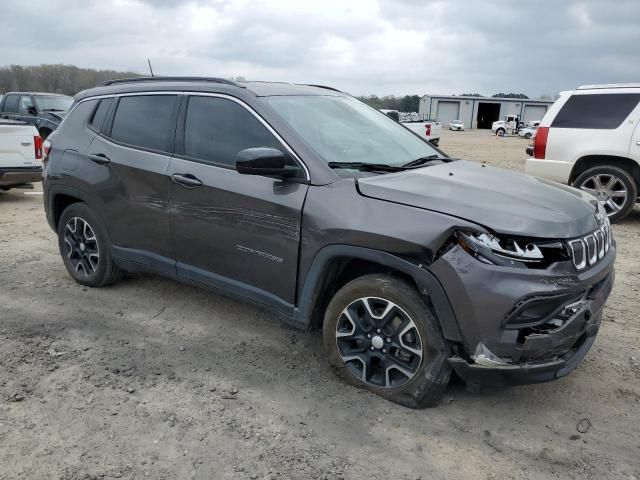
xmin=0 ymin=0 xmax=638 ymax=97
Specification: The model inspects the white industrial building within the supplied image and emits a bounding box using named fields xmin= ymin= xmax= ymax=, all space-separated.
xmin=419 ymin=94 xmax=556 ymax=130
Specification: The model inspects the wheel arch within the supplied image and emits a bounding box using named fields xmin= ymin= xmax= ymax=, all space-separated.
xmin=569 ymin=155 xmax=640 ymax=188
xmin=294 ymin=245 xmax=462 ymax=342
xmin=47 ymin=185 xmax=92 ymax=231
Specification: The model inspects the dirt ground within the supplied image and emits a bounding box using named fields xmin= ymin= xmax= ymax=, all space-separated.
xmin=1 ymin=130 xmax=639 ymax=480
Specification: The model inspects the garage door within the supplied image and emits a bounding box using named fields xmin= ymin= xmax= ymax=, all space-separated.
xmin=436 ymin=101 xmax=460 ymax=125
xmin=523 ymin=105 xmax=547 ymax=123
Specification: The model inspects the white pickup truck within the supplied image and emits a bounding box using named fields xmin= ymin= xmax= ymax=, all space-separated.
xmin=380 ymin=109 xmax=442 ymax=146
xmin=0 ymin=120 xmax=43 ymax=191
xmin=402 ymin=120 xmax=442 ymax=146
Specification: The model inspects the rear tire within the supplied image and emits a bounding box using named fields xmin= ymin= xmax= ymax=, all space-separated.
xmin=57 ymin=203 xmax=125 ymax=287
xmin=323 ymin=274 xmax=451 ymax=408
xmin=573 ymin=165 xmax=637 ymax=222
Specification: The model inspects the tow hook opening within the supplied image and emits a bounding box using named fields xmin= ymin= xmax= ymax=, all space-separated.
xmin=515 ymin=301 xmax=589 ymax=345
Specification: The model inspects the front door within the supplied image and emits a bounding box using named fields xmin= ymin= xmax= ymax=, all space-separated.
xmin=168 ymin=95 xmax=308 ymax=309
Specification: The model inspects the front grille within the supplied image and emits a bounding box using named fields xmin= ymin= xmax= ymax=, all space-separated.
xmin=567 ymin=223 xmax=612 ymax=271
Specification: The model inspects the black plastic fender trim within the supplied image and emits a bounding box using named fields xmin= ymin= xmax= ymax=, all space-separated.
xmin=294 ymin=245 xmax=462 ymax=341
xmin=45 ymin=184 xmax=95 ymax=232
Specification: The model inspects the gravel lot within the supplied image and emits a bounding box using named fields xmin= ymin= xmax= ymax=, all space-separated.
xmin=1 ymin=130 xmax=639 ymax=480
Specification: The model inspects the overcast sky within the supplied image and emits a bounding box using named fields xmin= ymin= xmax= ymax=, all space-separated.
xmin=1 ymin=0 xmax=638 ymax=98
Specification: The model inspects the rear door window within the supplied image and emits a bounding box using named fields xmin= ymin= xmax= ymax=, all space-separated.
xmin=109 ymin=95 xmax=177 ymax=152
xmin=182 ymin=95 xmax=282 ymax=167
xmin=3 ymin=94 xmax=19 ymax=112
xmin=551 ymin=93 xmax=640 ymax=129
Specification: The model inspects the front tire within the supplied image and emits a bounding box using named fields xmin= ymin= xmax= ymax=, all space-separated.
xmin=323 ymin=274 xmax=451 ymax=408
xmin=525 ymin=132 xmax=532 ymax=139
xmin=573 ymin=165 xmax=637 ymax=222
xmin=496 ymin=129 xmax=505 ymax=136
xmin=57 ymin=203 xmax=125 ymax=287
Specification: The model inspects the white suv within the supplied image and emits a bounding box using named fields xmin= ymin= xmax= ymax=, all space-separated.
xmin=525 ymin=83 xmax=640 ymax=222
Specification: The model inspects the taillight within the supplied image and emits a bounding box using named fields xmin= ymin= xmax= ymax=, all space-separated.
xmin=43 ymin=139 xmax=51 ymax=156
xmin=533 ymin=127 xmax=549 ymax=159
xmin=34 ymin=136 xmax=43 ymax=160
xmin=425 ymin=124 xmax=431 ymax=136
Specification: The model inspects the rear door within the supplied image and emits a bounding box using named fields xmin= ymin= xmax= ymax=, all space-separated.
xmin=168 ymin=94 xmax=308 ymax=308
xmin=88 ymin=94 xmax=178 ymax=272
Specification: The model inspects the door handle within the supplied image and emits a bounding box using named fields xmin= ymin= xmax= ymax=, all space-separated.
xmin=171 ymin=173 xmax=203 ymax=188
xmin=88 ymin=153 xmax=110 ymax=165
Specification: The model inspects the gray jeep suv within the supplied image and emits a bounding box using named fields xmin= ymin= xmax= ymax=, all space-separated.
xmin=43 ymin=77 xmax=615 ymax=407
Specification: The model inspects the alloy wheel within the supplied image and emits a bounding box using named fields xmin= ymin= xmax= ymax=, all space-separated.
xmin=579 ymin=174 xmax=628 ymax=216
xmin=63 ymin=217 xmax=100 ymax=277
xmin=335 ymin=297 xmax=423 ymax=388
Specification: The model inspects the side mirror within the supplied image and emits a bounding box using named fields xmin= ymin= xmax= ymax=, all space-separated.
xmin=27 ymin=106 xmax=37 ymax=115
xmin=235 ymin=147 xmax=299 ymax=178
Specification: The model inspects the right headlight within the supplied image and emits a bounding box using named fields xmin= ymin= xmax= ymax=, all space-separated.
xmin=457 ymin=231 xmax=569 ymax=269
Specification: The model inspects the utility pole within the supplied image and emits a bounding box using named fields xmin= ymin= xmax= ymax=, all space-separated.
xmin=147 ymin=59 xmax=154 ymax=77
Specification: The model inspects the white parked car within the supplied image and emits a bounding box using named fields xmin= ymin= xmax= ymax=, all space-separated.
xmin=449 ymin=119 xmax=464 ymax=131
xmin=0 ymin=120 xmax=42 ymax=191
xmin=518 ymin=126 xmax=537 ymax=139
xmin=525 ymin=83 xmax=640 ymax=222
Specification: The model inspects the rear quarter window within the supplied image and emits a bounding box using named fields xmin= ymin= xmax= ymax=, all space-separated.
xmin=89 ymin=98 xmax=114 ymax=132
xmin=3 ymin=94 xmax=20 ymax=112
xmin=551 ymin=93 xmax=640 ymax=129
xmin=51 ymin=99 xmax=99 ymax=146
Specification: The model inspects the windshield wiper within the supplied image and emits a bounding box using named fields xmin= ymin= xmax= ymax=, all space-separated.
xmin=42 ymin=108 xmax=65 ymax=112
xmin=401 ymin=154 xmax=442 ymax=168
xmin=327 ymin=162 xmax=404 ymax=173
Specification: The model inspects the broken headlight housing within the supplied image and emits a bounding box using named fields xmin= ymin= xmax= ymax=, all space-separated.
xmin=457 ymin=232 xmax=569 ymax=269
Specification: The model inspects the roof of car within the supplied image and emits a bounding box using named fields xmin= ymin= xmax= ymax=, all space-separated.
xmin=76 ymin=77 xmax=343 ymax=101
xmin=577 ymin=83 xmax=640 ymax=90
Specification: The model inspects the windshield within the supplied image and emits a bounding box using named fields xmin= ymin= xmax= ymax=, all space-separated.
xmin=34 ymin=95 xmax=73 ymax=112
xmin=265 ymin=95 xmax=441 ymax=167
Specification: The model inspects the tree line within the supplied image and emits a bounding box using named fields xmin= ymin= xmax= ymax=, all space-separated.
xmin=0 ymin=65 xmax=551 ymax=107
xmin=0 ymin=65 xmax=141 ymax=96
xmin=356 ymin=95 xmax=421 ymax=112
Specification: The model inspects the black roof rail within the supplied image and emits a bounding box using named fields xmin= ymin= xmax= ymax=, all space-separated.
xmin=301 ymin=84 xmax=343 ymax=93
xmin=100 ymin=76 xmax=241 ymax=87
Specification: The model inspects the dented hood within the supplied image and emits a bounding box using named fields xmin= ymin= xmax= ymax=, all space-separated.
xmin=356 ymin=160 xmax=600 ymax=239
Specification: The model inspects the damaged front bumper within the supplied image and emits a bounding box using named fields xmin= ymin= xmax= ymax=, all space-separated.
xmin=448 ymin=308 xmax=603 ymax=387
xmin=429 ymin=242 xmax=615 ymax=387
